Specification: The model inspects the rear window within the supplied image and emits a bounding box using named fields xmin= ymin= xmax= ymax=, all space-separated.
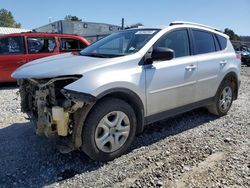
xmin=27 ymin=37 xmax=56 ymax=53
xmin=0 ymin=36 xmax=24 ymax=55
xmin=192 ymin=30 xmax=216 ymax=55
xmin=216 ymin=35 xmax=227 ymax=50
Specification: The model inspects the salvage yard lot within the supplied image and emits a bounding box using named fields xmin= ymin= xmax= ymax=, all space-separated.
xmin=0 ymin=67 xmax=249 ymax=188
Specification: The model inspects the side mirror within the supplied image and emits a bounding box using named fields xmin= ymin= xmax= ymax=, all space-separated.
xmin=152 ymin=47 xmax=175 ymax=61
xmin=140 ymin=47 xmax=175 ymax=66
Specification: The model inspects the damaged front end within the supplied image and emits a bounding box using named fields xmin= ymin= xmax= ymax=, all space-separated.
xmin=18 ymin=75 xmax=96 ymax=150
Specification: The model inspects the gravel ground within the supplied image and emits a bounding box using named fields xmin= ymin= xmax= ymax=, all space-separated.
xmin=0 ymin=67 xmax=249 ymax=188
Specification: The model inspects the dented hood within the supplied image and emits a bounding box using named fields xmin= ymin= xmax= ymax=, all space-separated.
xmin=12 ymin=53 xmax=118 ymax=79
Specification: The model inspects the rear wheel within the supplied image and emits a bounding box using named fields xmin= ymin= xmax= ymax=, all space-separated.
xmin=207 ymin=79 xmax=234 ymax=116
xmin=81 ymin=97 xmax=137 ymax=161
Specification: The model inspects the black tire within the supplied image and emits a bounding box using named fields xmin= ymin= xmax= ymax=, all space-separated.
xmin=246 ymin=60 xmax=250 ymax=67
xmin=81 ymin=97 xmax=137 ymax=161
xmin=207 ymin=79 xmax=234 ymax=116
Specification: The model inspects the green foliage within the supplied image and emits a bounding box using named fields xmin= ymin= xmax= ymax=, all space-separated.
xmin=224 ymin=28 xmax=241 ymax=41
xmin=0 ymin=8 xmax=21 ymax=28
xmin=64 ymin=15 xmax=82 ymax=21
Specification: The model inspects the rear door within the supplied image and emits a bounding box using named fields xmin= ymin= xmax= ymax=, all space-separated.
xmin=0 ymin=36 xmax=27 ymax=82
xmin=146 ymin=29 xmax=198 ymax=117
xmin=26 ymin=36 xmax=58 ymax=62
xmin=191 ymin=29 xmax=226 ymax=101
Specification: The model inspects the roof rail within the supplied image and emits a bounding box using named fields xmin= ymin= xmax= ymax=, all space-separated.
xmin=169 ymin=21 xmax=222 ymax=33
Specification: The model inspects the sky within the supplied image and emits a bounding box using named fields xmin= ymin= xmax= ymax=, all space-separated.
xmin=1 ymin=0 xmax=250 ymax=36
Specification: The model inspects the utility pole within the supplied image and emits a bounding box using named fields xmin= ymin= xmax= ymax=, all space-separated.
xmin=121 ymin=18 xmax=125 ymax=30
xmin=48 ymin=17 xmax=52 ymax=23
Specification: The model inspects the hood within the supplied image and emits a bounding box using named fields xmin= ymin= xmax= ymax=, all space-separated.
xmin=12 ymin=53 xmax=125 ymax=79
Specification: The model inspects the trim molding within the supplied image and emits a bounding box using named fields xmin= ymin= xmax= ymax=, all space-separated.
xmin=197 ymin=75 xmax=218 ymax=83
xmin=149 ymin=81 xmax=196 ymax=94
xmin=145 ymin=97 xmax=214 ymax=125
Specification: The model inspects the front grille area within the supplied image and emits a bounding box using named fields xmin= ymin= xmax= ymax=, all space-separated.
xmin=19 ymin=76 xmax=82 ymax=112
xmin=18 ymin=76 xmax=82 ymax=137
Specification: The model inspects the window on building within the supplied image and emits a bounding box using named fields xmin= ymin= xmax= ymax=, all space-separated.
xmin=28 ymin=37 xmax=56 ymax=53
xmin=60 ymin=38 xmax=87 ymax=51
xmin=0 ymin=36 xmax=24 ymax=55
xmin=193 ymin=30 xmax=216 ymax=55
xmin=154 ymin=29 xmax=190 ymax=58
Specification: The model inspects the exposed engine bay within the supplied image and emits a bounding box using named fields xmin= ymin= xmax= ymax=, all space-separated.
xmin=18 ymin=76 xmax=92 ymax=142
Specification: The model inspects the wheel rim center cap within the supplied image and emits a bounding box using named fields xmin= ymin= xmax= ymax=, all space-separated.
xmin=110 ymin=127 xmax=116 ymax=134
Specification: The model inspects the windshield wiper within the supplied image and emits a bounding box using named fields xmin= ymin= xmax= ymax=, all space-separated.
xmin=80 ymin=53 xmax=108 ymax=58
xmin=80 ymin=53 xmax=124 ymax=58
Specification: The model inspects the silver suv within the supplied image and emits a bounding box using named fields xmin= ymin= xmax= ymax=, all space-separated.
xmin=12 ymin=21 xmax=241 ymax=161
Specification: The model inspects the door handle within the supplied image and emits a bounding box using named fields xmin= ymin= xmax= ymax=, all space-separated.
xmin=220 ymin=60 xmax=227 ymax=66
xmin=185 ymin=64 xmax=196 ymax=71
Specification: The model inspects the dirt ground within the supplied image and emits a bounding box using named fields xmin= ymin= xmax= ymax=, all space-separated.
xmin=0 ymin=67 xmax=249 ymax=188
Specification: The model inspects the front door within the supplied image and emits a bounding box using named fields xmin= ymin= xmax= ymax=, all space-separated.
xmin=146 ymin=29 xmax=197 ymax=116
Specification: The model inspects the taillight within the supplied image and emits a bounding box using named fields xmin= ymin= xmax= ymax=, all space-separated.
xmin=236 ymin=54 xmax=241 ymax=59
xmin=71 ymin=51 xmax=79 ymax=55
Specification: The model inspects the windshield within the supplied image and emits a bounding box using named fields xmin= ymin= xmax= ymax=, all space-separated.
xmin=80 ymin=29 xmax=159 ymax=58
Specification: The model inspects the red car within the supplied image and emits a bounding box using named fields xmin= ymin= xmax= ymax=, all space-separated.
xmin=0 ymin=32 xmax=90 ymax=82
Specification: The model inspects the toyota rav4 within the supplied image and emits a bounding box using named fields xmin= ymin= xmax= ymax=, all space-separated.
xmin=12 ymin=21 xmax=241 ymax=161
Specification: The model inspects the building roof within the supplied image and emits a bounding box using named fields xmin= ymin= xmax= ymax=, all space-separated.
xmin=51 ymin=20 xmax=120 ymax=27
xmin=0 ymin=27 xmax=30 ymax=35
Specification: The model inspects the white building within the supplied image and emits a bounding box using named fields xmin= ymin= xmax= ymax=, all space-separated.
xmin=35 ymin=20 xmax=121 ymax=43
xmin=0 ymin=27 xmax=30 ymax=36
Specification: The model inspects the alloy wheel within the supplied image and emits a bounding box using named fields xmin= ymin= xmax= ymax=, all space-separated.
xmin=94 ymin=111 xmax=130 ymax=153
xmin=219 ymin=86 xmax=232 ymax=112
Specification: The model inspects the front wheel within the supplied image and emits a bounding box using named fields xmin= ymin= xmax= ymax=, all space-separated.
xmin=207 ymin=79 xmax=234 ymax=116
xmin=81 ymin=97 xmax=137 ymax=161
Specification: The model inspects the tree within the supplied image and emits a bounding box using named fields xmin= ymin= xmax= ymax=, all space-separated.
xmin=64 ymin=15 xmax=82 ymax=21
xmin=0 ymin=8 xmax=21 ymax=28
xmin=224 ymin=28 xmax=241 ymax=41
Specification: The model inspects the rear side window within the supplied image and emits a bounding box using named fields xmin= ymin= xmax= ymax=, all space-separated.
xmin=213 ymin=35 xmax=221 ymax=51
xmin=193 ymin=30 xmax=216 ymax=55
xmin=216 ymin=35 xmax=227 ymax=50
xmin=60 ymin=38 xmax=87 ymax=52
xmin=28 ymin=37 xmax=56 ymax=53
xmin=0 ymin=36 xmax=24 ymax=55
xmin=154 ymin=29 xmax=190 ymax=58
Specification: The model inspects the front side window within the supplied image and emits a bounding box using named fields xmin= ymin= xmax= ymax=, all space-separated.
xmin=0 ymin=36 xmax=24 ymax=55
xmin=28 ymin=37 xmax=56 ymax=53
xmin=154 ymin=29 xmax=190 ymax=58
xmin=193 ymin=30 xmax=216 ymax=55
xmin=80 ymin=29 xmax=159 ymax=58
xmin=60 ymin=38 xmax=87 ymax=51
